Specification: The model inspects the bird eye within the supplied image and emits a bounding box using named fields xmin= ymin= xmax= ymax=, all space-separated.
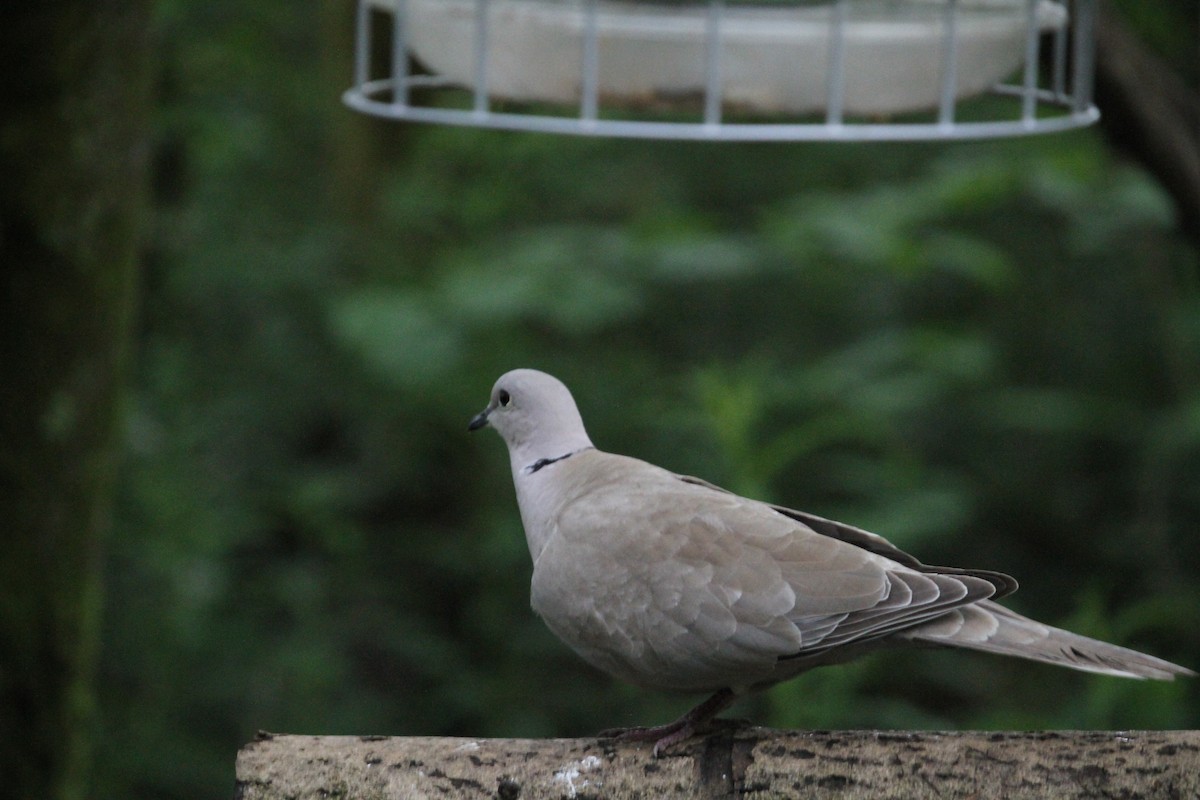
xmin=498 ymin=389 xmax=511 ymax=407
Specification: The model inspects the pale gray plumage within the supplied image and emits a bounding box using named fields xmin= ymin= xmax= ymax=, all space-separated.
xmin=469 ymin=369 xmax=1193 ymax=753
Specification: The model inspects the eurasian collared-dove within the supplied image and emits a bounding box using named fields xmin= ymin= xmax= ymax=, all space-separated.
xmin=469 ymin=368 xmax=1194 ymax=755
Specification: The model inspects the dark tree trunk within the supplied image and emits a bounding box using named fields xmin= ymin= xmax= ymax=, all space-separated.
xmin=1095 ymin=1 xmax=1200 ymax=248
xmin=0 ymin=4 xmax=152 ymax=800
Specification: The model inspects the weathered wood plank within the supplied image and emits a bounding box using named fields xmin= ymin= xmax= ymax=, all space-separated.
xmin=235 ymin=728 xmax=1200 ymax=799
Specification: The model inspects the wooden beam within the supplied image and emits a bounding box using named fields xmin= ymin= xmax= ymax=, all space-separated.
xmin=235 ymin=728 xmax=1200 ymax=799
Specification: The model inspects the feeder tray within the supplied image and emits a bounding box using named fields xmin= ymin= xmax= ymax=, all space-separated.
xmin=344 ymin=0 xmax=1099 ymax=141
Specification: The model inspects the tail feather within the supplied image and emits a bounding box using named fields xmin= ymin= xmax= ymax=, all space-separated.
xmin=905 ymin=600 xmax=1195 ymax=681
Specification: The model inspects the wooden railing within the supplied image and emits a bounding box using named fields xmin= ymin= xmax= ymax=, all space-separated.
xmin=235 ymin=728 xmax=1200 ymax=798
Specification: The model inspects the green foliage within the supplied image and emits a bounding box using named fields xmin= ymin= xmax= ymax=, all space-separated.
xmin=92 ymin=2 xmax=1200 ymax=798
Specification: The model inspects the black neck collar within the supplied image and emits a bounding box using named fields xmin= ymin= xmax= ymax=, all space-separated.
xmin=524 ymin=447 xmax=590 ymax=475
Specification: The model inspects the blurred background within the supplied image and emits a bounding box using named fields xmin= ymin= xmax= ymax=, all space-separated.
xmin=2 ymin=1 xmax=1198 ymax=799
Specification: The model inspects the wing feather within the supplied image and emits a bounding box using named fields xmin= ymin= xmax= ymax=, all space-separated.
xmin=678 ymin=473 xmax=1018 ymax=599
xmin=531 ymin=452 xmax=1002 ymax=692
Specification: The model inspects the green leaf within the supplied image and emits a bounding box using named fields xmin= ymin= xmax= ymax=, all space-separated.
xmin=327 ymin=290 xmax=465 ymax=387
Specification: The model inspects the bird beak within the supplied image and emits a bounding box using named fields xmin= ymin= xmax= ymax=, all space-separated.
xmin=468 ymin=407 xmax=491 ymax=432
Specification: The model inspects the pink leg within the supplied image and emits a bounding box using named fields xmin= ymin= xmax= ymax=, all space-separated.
xmin=600 ymin=688 xmax=736 ymax=757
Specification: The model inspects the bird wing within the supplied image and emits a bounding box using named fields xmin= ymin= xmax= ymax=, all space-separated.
xmin=531 ymin=451 xmax=997 ymax=692
xmin=678 ymin=473 xmax=1018 ymax=599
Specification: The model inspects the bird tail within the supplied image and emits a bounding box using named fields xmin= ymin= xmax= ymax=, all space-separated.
xmin=904 ymin=600 xmax=1195 ymax=680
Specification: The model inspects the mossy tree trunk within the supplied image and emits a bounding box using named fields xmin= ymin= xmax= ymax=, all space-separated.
xmin=0 ymin=4 xmax=152 ymax=800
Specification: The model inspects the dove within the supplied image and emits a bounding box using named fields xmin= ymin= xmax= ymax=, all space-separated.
xmin=468 ymin=368 xmax=1194 ymax=756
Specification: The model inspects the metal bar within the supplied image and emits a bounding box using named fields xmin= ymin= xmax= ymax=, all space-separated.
xmin=1071 ymin=0 xmax=1097 ymax=112
xmin=581 ymin=0 xmax=600 ymax=123
xmin=1021 ymin=0 xmax=1041 ymax=124
xmin=991 ymin=82 xmax=1075 ymax=101
xmin=473 ymin=0 xmax=490 ymax=115
xmin=825 ymin=0 xmax=848 ymax=126
xmin=1051 ymin=7 xmax=1068 ymax=100
xmin=938 ymin=0 xmax=961 ymax=126
xmin=354 ymin=0 xmax=371 ymax=88
xmin=344 ymin=84 xmax=1100 ymax=141
xmin=391 ymin=0 xmax=409 ymax=108
xmin=703 ymin=0 xmax=725 ymax=126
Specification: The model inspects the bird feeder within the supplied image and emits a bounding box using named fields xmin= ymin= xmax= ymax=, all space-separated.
xmin=343 ymin=0 xmax=1098 ymax=141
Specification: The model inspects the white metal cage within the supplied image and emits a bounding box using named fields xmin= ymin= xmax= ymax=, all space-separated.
xmin=343 ymin=0 xmax=1099 ymax=141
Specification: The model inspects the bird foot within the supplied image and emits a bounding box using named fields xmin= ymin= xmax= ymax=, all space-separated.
xmin=597 ymin=688 xmax=737 ymax=758
xmin=599 ymin=719 xmax=704 ymax=757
